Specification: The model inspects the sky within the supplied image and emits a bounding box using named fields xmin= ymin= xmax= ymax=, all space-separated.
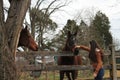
xmin=49 ymin=0 xmax=120 ymax=42
xmin=3 ymin=0 xmax=120 ymax=42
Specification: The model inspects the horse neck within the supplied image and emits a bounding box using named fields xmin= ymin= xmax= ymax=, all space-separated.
xmin=63 ymin=44 xmax=72 ymax=51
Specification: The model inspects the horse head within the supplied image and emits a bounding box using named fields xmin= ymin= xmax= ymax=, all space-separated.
xmin=18 ymin=26 xmax=38 ymax=51
xmin=65 ymin=30 xmax=78 ymax=51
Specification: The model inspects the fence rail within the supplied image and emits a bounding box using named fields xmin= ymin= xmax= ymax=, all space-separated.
xmin=16 ymin=50 xmax=111 ymax=57
xmin=19 ymin=64 xmax=120 ymax=71
xmin=16 ymin=47 xmax=120 ymax=79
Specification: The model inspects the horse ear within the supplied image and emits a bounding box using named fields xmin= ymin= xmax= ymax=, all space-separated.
xmin=25 ymin=25 xmax=28 ymax=30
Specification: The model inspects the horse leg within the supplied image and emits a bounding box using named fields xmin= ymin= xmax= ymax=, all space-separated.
xmin=75 ymin=70 xmax=78 ymax=79
xmin=66 ymin=72 xmax=71 ymax=80
xmin=71 ymin=71 xmax=76 ymax=80
xmin=60 ymin=71 xmax=64 ymax=80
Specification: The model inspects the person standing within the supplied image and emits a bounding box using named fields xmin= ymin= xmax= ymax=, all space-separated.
xmin=74 ymin=40 xmax=104 ymax=80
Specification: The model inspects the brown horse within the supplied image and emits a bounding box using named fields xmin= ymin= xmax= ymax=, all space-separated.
xmin=17 ymin=25 xmax=39 ymax=77
xmin=18 ymin=25 xmax=38 ymax=51
xmin=58 ymin=31 xmax=82 ymax=80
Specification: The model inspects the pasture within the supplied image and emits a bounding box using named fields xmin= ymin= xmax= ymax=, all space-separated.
xmin=19 ymin=70 xmax=120 ymax=80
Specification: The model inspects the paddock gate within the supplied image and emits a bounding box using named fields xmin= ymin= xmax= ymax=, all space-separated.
xmin=16 ymin=45 xmax=120 ymax=80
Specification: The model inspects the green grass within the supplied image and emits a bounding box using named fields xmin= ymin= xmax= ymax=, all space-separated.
xmin=19 ymin=70 xmax=120 ymax=80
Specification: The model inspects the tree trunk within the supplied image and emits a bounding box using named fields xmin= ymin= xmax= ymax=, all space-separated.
xmin=0 ymin=1 xmax=6 ymax=80
xmin=0 ymin=0 xmax=31 ymax=80
xmin=5 ymin=0 xmax=31 ymax=57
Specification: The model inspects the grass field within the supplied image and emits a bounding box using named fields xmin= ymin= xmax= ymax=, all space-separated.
xmin=19 ymin=70 xmax=120 ymax=80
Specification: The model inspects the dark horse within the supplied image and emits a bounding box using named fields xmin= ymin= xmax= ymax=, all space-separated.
xmin=58 ymin=31 xmax=82 ymax=80
xmin=18 ymin=25 xmax=38 ymax=51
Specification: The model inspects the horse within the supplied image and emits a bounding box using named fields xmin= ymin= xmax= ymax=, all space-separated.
xmin=17 ymin=25 xmax=39 ymax=77
xmin=18 ymin=25 xmax=38 ymax=51
xmin=58 ymin=31 xmax=82 ymax=80
xmin=15 ymin=25 xmax=38 ymax=59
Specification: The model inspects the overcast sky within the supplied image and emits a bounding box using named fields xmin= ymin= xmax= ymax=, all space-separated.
xmin=3 ymin=0 xmax=120 ymax=41
xmin=50 ymin=0 xmax=120 ymax=41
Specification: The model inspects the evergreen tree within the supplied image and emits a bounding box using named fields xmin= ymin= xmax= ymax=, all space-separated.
xmin=90 ymin=11 xmax=113 ymax=48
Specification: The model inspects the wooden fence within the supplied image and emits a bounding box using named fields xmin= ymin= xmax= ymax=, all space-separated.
xmin=16 ymin=46 xmax=120 ymax=80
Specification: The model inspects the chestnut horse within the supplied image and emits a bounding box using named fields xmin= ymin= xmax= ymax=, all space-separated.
xmin=58 ymin=31 xmax=82 ymax=80
xmin=18 ymin=25 xmax=38 ymax=51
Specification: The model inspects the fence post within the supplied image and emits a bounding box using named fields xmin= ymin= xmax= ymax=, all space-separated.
xmin=110 ymin=45 xmax=117 ymax=80
xmin=109 ymin=49 xmax=112 ymax=79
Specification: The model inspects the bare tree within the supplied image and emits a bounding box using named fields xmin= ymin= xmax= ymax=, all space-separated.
xmin=28 ymin=0 xmax=71 ymax=50
xmin=0 ymin=0 xmax=30 ymax=80
xmin=73 ymin=8 xmax=97 ymax=25
xmin=113 ymin=38 xmax=120 ymax=50
xmin=73 ymin=8 xmax=97 ymax=45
